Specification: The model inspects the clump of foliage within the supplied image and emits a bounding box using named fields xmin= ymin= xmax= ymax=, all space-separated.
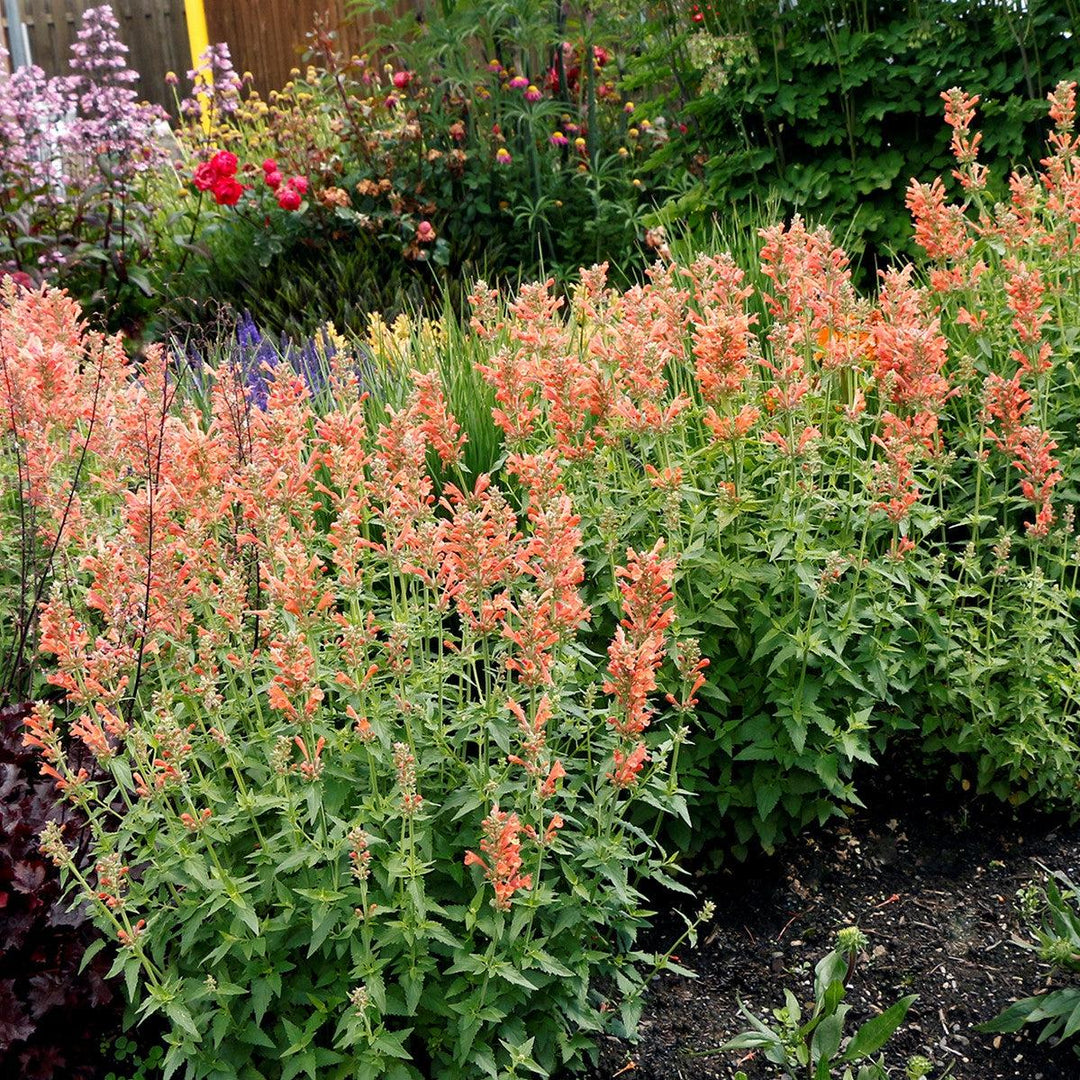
xmin=638 ymin=0 xmax=1080 ymax=276
xmin=4 ymin=278 xmax=705 ymax=1079
xmin=0 ymin=703 xmax=121 ymax=1080
xmin=981 ymin=868 xmax=1080 ymax=1057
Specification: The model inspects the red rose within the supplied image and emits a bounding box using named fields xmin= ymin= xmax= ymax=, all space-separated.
xmin=193 ymin=161 xmax=217 ymax=191
xmin=212 ymin=177 xmax=245 ymax=206
xmin=209 ymin=150 xmax=238 ymax=176
xmin=290 ymin=176 xmax=308 ymax=195
xmin=262 ymin=158 xmax=278 ymax=173
xmin=277 ymin=186 xmax=302 ymax=211
xmin=265 ymin=170 xmax=283 ymax=190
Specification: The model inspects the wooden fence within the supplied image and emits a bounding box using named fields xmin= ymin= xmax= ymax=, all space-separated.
xmin=204 ymin=0 xmax=418 ymax=99
xmin=1 ymin=0 xmax=190 ymax=112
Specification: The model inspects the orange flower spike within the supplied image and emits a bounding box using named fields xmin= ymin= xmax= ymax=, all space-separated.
xmin=292 ymin=734 xmax=327 ymax=781
xmin=615 ymin=539 xmax=676 ymax=640
xmin=23 ymin=703 xmax=62 ymax=762
xmin=464 ymin=804 xmax=533 ymax=911
xmin=608 ymin=741 xmax=649 ymax=790
xmin=604 ymin=540 xmax=678 ymax=737
xmin=539 ymin=760 xmax=566 ymax=800
xmin=410 ymin=369 xmax=467 ymax=467
xmin=941 ymin=87 xmax=988 ymax=189
xmin=1003 ymin=258 xmax=1052 ymax=357
xmin=872 ymin=266 xmax=955 ymax=414
xmin=905 ymin=176 xmax=974 ymax=263
xmin=72 ymin=712 xmax=115 ymax=762
xmin=503 ymin=596 xmax=561 ymax=687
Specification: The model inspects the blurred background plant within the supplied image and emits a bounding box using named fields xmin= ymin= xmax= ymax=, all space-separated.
xmin=0 ymin=5 xmax=172 ymax=335
xmin=632 ymin=0 xmax=1080 ymax=285
xmin=161 ymin=2 xmax=663 ymax=335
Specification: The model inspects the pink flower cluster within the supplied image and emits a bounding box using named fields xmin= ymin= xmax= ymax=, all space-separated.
xmin=262 ymin=158 xmax=308 ymax=211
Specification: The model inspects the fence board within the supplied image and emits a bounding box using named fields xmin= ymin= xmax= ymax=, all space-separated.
xmin=204 ymin=0 xmax=417 ymax=98
xmin=2 ymin=0 xmax=189 ymax=112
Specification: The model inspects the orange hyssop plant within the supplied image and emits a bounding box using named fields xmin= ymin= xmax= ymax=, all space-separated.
xmin=3 ymin=82 xmax=1080 ymax=1079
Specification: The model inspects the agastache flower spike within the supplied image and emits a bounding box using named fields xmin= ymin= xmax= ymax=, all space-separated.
xmin=393 ymin=742 xmax=423 ymax=815
xmin=608 ymin=741 xmax=649 ymax=790
xmin=464 ymin=804 xmax=532 ymax=910
xmin=604 ymin=540 xmax=677 ymax=738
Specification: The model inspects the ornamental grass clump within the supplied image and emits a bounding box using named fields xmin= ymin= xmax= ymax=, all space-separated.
xmin=1 ymin=278 xmax=700 ymax=1079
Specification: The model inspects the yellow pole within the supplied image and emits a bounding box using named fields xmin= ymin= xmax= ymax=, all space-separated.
xmin=183 ymin=0 xmax=212 ymax=132
xmin=184 ymin=0 xmax=210 ymax=69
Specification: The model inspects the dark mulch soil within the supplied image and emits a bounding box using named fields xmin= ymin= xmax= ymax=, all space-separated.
xmin=590 ymin=774 xmax=1080 ymax=1080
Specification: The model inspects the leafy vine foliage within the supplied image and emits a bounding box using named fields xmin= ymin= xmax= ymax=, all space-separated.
xmin=643 ymin=0 xmax=1080 ymax=274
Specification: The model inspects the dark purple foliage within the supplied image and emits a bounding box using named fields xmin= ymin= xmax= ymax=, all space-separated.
xmin=0 ymin=703 xmax=122 ymax=1080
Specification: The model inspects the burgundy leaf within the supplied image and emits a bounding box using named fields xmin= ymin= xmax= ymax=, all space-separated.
xmin=0 ymin=980 xmax=34 ymax=1049
xmin=27 ymin=973 xmax=68 ymax=1019
xmin=11 ymin=861 xmax=45 ymax=895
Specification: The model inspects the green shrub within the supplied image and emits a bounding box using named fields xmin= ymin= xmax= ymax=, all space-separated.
xmin=638 ymin=0 xmax=1080 ymax=280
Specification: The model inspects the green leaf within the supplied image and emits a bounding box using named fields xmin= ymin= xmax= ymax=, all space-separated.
xmin=252 ymin=978 xmax=274 ymax=1025
xmin=281 ymin=1050 xmax=318 ymax=1080
xmin=79 ymin=936 xmax=107 ymax=974
xmin=1062 ymin=996 xmax=1080 ymax=1040
xmin=755 ymin=781 xmax=782 ymax=821
xmin=491 ymin=962 xmax=539 ymax=990
xmin=164 ymin=999 xmax=201 ymax=1041
xmin=810 ymin=1008 xmax=844 ymax=1064
xmin=840 ymin=995 xmax=916 ymax=1062
xmin=309 ymin=905 xmax=337 ymax=956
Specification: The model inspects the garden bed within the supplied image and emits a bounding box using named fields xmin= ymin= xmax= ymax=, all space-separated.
xmin=594 ymin=770 xmax=1080 ymax=1080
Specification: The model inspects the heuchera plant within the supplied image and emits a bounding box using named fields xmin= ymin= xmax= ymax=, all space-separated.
xmin=0 ymin=703 xmax=121 ymax=1080
xmin=4 ymin=278 xmax=702 ymax=1079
